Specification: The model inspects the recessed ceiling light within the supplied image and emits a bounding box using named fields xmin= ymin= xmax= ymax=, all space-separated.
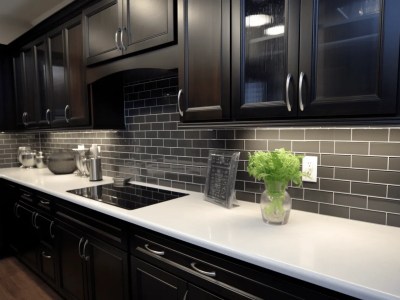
xmin=264 ymin=25 xmax=285 ymax=36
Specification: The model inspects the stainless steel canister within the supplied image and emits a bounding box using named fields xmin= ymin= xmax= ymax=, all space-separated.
xmin=89 ymin=157 xmax=102 ymax=181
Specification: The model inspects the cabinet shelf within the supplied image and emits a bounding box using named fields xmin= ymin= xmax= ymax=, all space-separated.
xmin=319 ymin=33 xmax=378 ymax=48
xmin=319 ymin=12 xmax=379 ymax=30
xmin=249 ymin=33 xmax=284 ymax=44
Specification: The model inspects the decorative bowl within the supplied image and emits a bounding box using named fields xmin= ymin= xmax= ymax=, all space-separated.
xmin=47 ymin=150 xmax=76 ymax=174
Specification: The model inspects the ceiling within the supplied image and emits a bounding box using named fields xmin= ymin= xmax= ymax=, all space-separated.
xmin=0 ymin=0 xmax=74 ymax=45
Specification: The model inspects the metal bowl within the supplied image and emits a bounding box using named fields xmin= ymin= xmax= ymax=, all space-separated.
xmin=47 ymin=151 xmax=76 ymax=174
xmin=20 ymin=151 xmax=36 ymax=168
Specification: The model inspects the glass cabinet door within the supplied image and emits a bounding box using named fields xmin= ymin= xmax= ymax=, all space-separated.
xmin=299 ymin=0 xmax=399 ymax=116
xmin=232 ymin=0 xmax=300 ymax=120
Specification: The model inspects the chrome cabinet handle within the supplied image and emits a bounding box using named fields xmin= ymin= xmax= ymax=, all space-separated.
xmin=64 ymin=105 xmax=70 ymax=123
xmin=22 ymin=112 xmax=28 ymax=126
xmin=120 ymin=27 xmax=127 ymax=51
xmin=45 ymin=109 xmax=51 ymax=124
xmin=144 ymin=243 xmax=165 ymax=256
xmin=49 ymin=221 xmax=55 ymax=239
xmin=41 ymin=251 xmax=52 ymax=259
xmin=299 ymin=72 xmax=305 ymax=112
xmin=14 ymin=203 xmax=20 ymax=218
xmin=32 ymin=212 xmax=39 ymax=229
xmin=115 ymin=28 xmax=121 ymax=50
xmin=78 ymin=237 xmax=84 ymax=258
xmin=183 ymin=290 xmax=188 ymax=300
xmin=190 ymin=262 xmax=216 ymax=277
xmin=40 ymin=199 xmax=50 ymax=206
xmin=177 ymin=89 xmax=183 ymax=117
xmin=285 ymin=74 xmax=293 ymax=112
xmin=83 ymin=239 xmax=90 ymax=261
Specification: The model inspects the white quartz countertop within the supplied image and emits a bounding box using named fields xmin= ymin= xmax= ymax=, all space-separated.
xmin=1 ymin=167 xmax=399 ymax=300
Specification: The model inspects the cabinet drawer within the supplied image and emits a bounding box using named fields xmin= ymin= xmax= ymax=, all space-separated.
xmin=55 ymin=200 xmax=128 ymax=250
xmin=131 ymin=227 xmax=355 ymax=300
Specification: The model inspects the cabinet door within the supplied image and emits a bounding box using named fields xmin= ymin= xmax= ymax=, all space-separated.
xmin=178 ymin=0 xmax=231 ymax=122
xmin=123 ymin=0 xmax=175 ymax=54
xmin=84 ymin=0 xmax=123 ymax=65
xmin=298 ymin=0 xmax=400 ymax=117
xmin=65 ymin=18 xmax=90 ymax=127
xmin=232 ymin=0 xmax=300 ymax=120
xmin=186 ymin=284 xmax=223 ymax=300
xmin=35 ymin=39 xmax=51 ymax=127
xmin=131 ymin=258 xmax=187 ymax=299
xmin=48 ymin=29 xmax=68 ymax=126
xmin=56 ymin=222 xmax=87 ymax=300
xmin=86 ymin=238 xmax=130 ymax=300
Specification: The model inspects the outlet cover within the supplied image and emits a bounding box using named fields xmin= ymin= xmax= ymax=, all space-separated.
xmin=302 ymin=156 xmax=318 ymax=183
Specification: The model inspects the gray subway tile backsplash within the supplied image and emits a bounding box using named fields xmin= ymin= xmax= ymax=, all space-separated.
xmin=2 ymin=74 xmax=399 ymax=228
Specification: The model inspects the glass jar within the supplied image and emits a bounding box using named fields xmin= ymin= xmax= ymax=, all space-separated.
xmin=260 ymin=181 xmax=292 ymax=225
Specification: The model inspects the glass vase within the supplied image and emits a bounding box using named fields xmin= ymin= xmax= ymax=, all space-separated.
xmin=260 ymin=181 xmax=292 ymax=225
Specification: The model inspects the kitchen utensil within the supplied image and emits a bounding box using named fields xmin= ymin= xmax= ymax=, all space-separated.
xmin=47 ymin=150 xmax=76 ymax=174
xmin=88 ymin=157 xmax=102 ymax=181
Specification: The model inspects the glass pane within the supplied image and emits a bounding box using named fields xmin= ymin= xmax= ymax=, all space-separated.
xmin=36 ymin=42 xmax=48 ymax=119
xmin=50 ymin=33 xmax=66 ymax=120
xmin=316 ymin=0 xmax=381 ymax=99
xmin=243 ymin=0 xmax=286 ymax=104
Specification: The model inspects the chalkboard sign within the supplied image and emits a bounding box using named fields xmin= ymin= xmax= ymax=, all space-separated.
xmin=204 ymin=150 xmax=240 ymax=208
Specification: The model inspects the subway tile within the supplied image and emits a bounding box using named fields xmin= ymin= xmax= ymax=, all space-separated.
xmin=390 ymin=129 xmax=400 ymax=141
xmin=226 ymin=140 xmax=244 ymax=150
xmin=387 ymin=214 xmax=400 ymax=228
xmin=279 ymin=129 xmax=305 ymax=140
xmin=368 ymin=197 xmax=400 ymax=214
xmin=292 ymin=141 xmax=319 ymax=153
xmin=351 ymin=182 xmax=387 ymax=197
xmin=335 ymin=142 xmax=368 ymax=155
xmin=216 ymin=130 xmax=234 ymax=140
xmin=245 ymin=182 xmax=264 ymax=193
xmin=334 ymin=193 xmax=367 ymax=208
xmin=304 ymin=189 xmax=333 ymax=203
xmin=350 ymin=208 xmax=386 ymax=225
xmin=320 ymin=204 xmax=350 ymax=219
xmin=245 ymin=140 xmax=268 ymax=151
xmin=235 ymin=129 xmax=255 ymax=140
xmin=186 ymin=183 xmax=202 ymax=193
xmin=200 ymin=130 xmax=216 ymax=140
xmin=171 ymin=181 xmax=186 ymax=190
xmin=292 ymin=199 xmax=319 ymax=213
xmin=268 ymin=140 xmax=291 ymax=151
xmin=321 ymin=154 xmax=351 ymax=167
xmin=192 ymin=140 xmax=208 ymax=148
xmin=352 ymin=155 xmax=388 ymax=170
xmin=320 ymin=141 xmax=335 ymax=153
xmin=320 ymin=179 xmax=350 ymax=193
xmin=305 ymin=129 xmax=351 ymax=141
xmin=388 ymin=186 xmax=400 ymax=199
xmin=287 ymin=187 xmax=303 ymax=199
xmin=171 ymin=131 xmax=184 ymax=139
xmin=318 ymin=166 xmax=334 ymax=178
xmin=185 ymin=131 xmax=200 ymax=139
xmin=369 ymin=170 xmax=400 ymax=185
xmin=335 ymin=168 xmax=368 ymax=181
xmin=389 ymin=157 xmax=400 ymax=171
xmin=208 ymin=140 xmax=225 ymax=149
xmin=352 ymin=129 xmax=388 ymax=141
xmin=370 ymin=142 xmax=400 ymax=156
xmin=255 ymin=129 xmax=279 ymax=140
xmin=178 ymin=140 xmax=192 ymax=148
xmin=236 ymin=191 xmax=256 ymax=202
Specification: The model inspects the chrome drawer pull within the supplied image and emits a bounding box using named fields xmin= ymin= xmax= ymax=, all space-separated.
xmin=190 ymin=262 xmax=216 ymax=277
xmin=177 ymin=89 xmax=184 ymax=117
xmin=299 ymin=72 xmax=305 ymax=111
xmin=285 ymin=73 xmax=293 ymax=112
xmin=78 ymin=237 xmax=84 ymax=259
xmin=40 ymin=199 xmax=50 ymax=205
xmin=83 ymin=239 xmax=90 ymax=261
xmin=49 ymin=221 xmax=55 ymax=239
xmin=41 ymin=251 xmax=52 ymax=259
xmin=144 ymin=243 xmax=165 ymax=256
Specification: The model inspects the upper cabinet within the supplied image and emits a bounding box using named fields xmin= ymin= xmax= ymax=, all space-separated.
xmin=13 ymin=16 xmax=90 ymax=130
xmin=179 ymin=0 xmax=400 ymax=124
xmin=178 ymin=0 xmax=231 ymax=122
xmin=84 ymin=0 xmax=176 ymax=66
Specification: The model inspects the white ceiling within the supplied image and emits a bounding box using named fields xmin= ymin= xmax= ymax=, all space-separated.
xmin=0 ymin=0 xmax=74 ymax=45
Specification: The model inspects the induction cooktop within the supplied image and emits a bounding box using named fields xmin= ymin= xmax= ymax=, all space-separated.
xmin=67 ymin=183 xmax=188 ymax=210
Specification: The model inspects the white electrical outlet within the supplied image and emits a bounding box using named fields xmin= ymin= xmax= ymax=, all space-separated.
xmin=302 ymin=156 xmax=318 ymax=183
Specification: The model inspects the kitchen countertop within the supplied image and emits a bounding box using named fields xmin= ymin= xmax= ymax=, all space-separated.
xmin=1 ymin=167 xmax=399 ymax=300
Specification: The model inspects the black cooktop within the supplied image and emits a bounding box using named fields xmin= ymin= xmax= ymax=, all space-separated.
xmin=67 ymin=183 xmax=188 ymax=210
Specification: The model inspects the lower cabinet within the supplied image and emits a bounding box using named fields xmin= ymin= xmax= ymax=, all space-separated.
xmin=55 ymin=204 xmax=130 ymax=300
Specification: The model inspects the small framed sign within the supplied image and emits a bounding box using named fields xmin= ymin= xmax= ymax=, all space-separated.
xmin=204 ymin=150 xmax=240 ymax=208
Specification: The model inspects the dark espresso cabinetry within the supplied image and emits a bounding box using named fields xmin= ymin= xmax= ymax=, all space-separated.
xmin=179 ymin=0 xmax=400 ymax=124
xmin=13 ymin=16 xmax=89 ymax=129
xmin=84 ymin=0 xmax=176 ymax=65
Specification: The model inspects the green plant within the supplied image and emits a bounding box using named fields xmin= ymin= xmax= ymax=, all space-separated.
xmin=247 ymin=148 xmax=304 ymax=188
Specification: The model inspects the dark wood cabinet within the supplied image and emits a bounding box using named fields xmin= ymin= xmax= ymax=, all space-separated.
xmin=178 ymin=0 xmax=231 ymax=122
xmin=232 ymin=0 xmax=400 ymax=121
xmin=84 ymin=0 xmax=176 ymax=65
xmin=13 ymin=16 xmax=90 ymax=130
xmin=55 ymin=202 xmax=130 ymax=300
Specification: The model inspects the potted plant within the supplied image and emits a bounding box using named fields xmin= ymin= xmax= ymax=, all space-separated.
xmin=247 ymin=148 xmax=304 ymax=225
